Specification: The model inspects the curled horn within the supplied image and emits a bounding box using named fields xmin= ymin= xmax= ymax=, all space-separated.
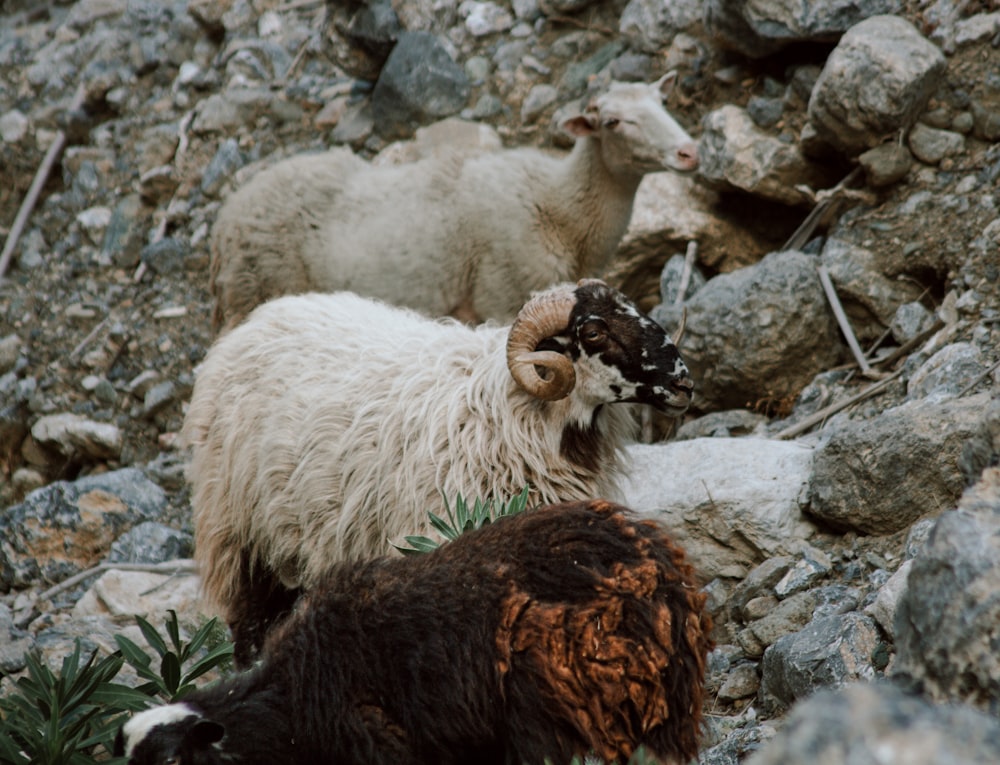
xmin=506 ymin=287 xmax=578 ymax=400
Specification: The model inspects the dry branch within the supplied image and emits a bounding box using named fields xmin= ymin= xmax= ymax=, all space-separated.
xmin=817 ymin=264 xmax=880 ymax=379
xmin=774 ymin=367 xmax=903 ymax=440
xmin=0 ymin=84 xmax=87 ymax=281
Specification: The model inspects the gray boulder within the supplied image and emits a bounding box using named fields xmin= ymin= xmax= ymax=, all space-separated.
xmin=704 ymin=0 xmax=901 ymax=58
xmin=372 ymin=31 xmax=470 ymax=139
xmin=760 ymin=613 xmax=882 ymax=713
xmin=698 ymin=105 xmax=839 ymax=206
xmin=807 ymin=393 xmax=998 ymax=534
xmin=748 ymin=682 xmax=1000 ymax=765
xmin=808 ymin=15 xmax=946 ymax=155
xmin=0 ymin=468 xmax=167 ymax=591
xmin=892 ymin=467 xmax=1000 ymax=712
xmin=658 ymin=250 xmax=844 ymax=412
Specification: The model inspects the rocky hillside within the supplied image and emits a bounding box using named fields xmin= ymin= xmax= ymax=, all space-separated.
xmin=1 ymin=0 xmax=999 ymax=762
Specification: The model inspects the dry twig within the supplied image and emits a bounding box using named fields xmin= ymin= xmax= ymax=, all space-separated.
xmin=817 ymin=264 xmax=881 ymax=379
xmin=0 ymin=84 xmax=87 ymax=281
xmin=774 ymin=367 xmax=904 ymax=440
xmin=957 ymin=357 xmax=1000 ymax=398
xmin=674 ymin=240 xmax=698 ymax=308
xmin=38 ymin=559 xmax=198 ymax=601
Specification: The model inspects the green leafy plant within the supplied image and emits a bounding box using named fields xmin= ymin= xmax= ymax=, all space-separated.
xmin=0 ymin=611 xmax=235 ymax=765
xmin=0 ymin=640 xmax=148 ymax=765
xmin=394 ymin=486 xmax=533 ymax=555
xmin=115 ymin=609 xmax=234 ymax=702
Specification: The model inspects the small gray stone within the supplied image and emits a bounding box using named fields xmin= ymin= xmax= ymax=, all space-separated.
xmin=864 ymin=558 xmax=912 ymax=637
xmin=101 ymin=194 xmax=146 ymax=269
xmin=142 ymin=380 xmax=177 ymax=418
xmin=760 ymin=613 xmax=881 ymax=714
xmin=520 ymin=84 xmax=558 ymax=123
xmin=718 ymin=663 xmax=760 ymax=702
xmin=460 ymin=1 xmax=513 ymax=36
xmin=890 ymin=300 xmax=935 ymax=343
xmin=331 ymin=100 xmax=374 ymax=147
xmin=774 ymin=549 xmax=831 ymax=599
xmin=908 ymin=123 xmax=965 ymax=165
xmin=0 ymin=334 xmax=22 ymax=374
xmin=907 ymin=342 xmax=986 ymax=399
xmin=858 ymin=143 xmax=912 ymax=187
xmin=728 ymin=556 xmax=795 ymax=617
xmin=140 ymin=237 xmax=187 ymax=275
xmin=971 ymin=101 xmax=1000 ymax=141
xmin=31 ymin=412 xmax=122 ymax=460
xmin=0 ymin=109 xmax=29 ymax=143
xmin=200 ymin=137 xmax=244 ymax=198
xmin=738 ymin=590 xmax=820 ymax=659
xmin=747 ymin=96 xmax=783 ymax=128
xmin=107 ymin=521 xmax=193 ymax=564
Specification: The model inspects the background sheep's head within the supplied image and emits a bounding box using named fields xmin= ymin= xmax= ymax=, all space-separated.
xmin=563 ymin=73 xmax=699 ymax=176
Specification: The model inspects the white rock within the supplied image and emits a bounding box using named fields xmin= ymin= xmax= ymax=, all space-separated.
xmin=622 ymin=438 xmax=818 ymax=579
xmin=0 ymin=109 xmax=29 ymax=143
xmin=459 ymin=1 xmax=513 ymax=36
xmin=73 ymin=568 xmax=204 ymax=622
xmin=31 ymin=412 xmax=123 ymax=459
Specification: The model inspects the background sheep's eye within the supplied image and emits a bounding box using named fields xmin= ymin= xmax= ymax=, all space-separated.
xmin=602 ymin=117 xmax=620 ymax=129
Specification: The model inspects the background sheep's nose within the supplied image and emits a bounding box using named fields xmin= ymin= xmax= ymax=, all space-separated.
xmin=676 ymin=142 xmax=699 ymax=171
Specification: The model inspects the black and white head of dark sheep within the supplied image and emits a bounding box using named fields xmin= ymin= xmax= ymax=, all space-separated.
xmin=115 ymin=703 xmax=223 ymax=765
xmin=506 ymin=279 xmax=693 ymax=453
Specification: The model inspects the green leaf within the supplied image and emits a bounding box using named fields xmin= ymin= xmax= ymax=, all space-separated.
xmin=160 ymin=653 xmax=181 ymax=697
xmin=113 ymin=635 xmax=152 ymax=669
xmin=180 ymin=643 xmax=234 ymax=687
xmin=165 ymin=610 xmax=183 ymax=656
xmin=178 ymin=617 xmax=221 ymax=664
xmin=135 ymin=614 xmax=169 ymax=659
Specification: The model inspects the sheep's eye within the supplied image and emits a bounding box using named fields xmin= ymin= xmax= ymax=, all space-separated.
xmin=602 ymin=117 xmax=620 ymax=129
xmin=581 ymin=324 xmax=607 ymax=345
xmin=165 ymin=758 xmax=179 ymax=765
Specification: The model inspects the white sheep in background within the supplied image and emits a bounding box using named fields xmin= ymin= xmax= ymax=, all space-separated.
xmin=182 ymin=279 xmax=694 ymax=664
xmin=209 ymin=73 xmax=699 ymax=331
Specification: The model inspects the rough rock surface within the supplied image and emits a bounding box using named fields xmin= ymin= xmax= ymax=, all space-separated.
xmin=0 ymin=0 xmax=998 ymax=761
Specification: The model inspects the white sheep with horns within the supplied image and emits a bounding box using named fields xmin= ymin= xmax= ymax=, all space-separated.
xmin=209 ymin=73 xmax=698 ymax=331
xmin=182 ymin=279 xmax=694 ymax=665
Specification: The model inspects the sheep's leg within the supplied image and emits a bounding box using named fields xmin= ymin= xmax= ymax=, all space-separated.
xmin=228 ymin=553 xmax=301 ymax=667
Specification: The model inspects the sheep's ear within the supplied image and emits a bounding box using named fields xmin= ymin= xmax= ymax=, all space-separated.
xmin=654 ymin=70 xmax=678 ymax=99
xmin=189 ymin=719 xmax=225 ymax=748
xmin=563 ymin=114 xmax=597 ymax=137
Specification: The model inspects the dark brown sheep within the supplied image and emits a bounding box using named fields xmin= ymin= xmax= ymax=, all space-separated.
xmin=118 ymin=499 xmax=712 ymax=765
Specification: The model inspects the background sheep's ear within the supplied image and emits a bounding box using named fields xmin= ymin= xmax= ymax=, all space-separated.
xmin=189 ymin=719 xmax=226 ymax=748
xmin=654 ymin=70 xmax=678 ymax=99
xmin=563 ymin=114 xmax=597 ymax=137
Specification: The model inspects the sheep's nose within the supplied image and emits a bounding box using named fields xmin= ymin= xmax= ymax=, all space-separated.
xmin=675 ymin=142 xmax=699 ymax=171
xmin=670 ymin=375 xmax=694 ymax=397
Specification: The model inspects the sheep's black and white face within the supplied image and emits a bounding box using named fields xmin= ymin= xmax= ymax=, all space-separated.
xmin=116 ymin=704 xmax=225 ymax=765
xmin=544 ymin=282 xmax=693 ymax=415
